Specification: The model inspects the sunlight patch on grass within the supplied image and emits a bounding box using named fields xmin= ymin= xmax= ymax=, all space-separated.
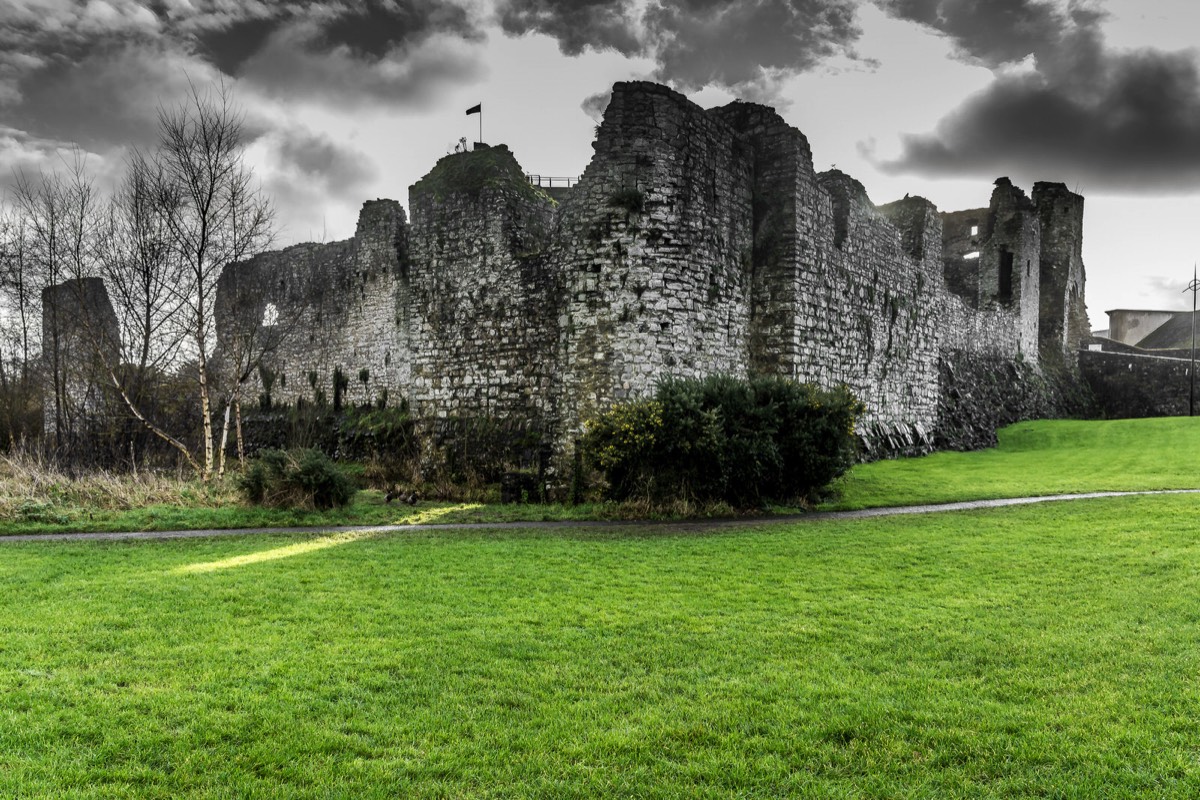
xmin=396 ymin=503 xmax=483 ymax=525
xmin=172 ymin=530 xmax=378 ymax=574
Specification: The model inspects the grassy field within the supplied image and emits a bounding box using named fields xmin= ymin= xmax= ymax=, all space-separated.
xmin=5 ymin=417 xmax=1200 ymax=535
xmin=4 ymin=494 xmax=1200 ymax=797
xmin=827 ymin=416 xmax=1200 ymax=510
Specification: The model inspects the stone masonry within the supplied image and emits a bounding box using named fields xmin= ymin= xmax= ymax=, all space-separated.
xmin=205 ymin=81 xmax=1088 ymax=460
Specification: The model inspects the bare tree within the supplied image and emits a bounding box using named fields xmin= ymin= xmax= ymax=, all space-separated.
xmin=13 ymin=167 xmax=73 ymax=448
xmin=148 ymin=81 xmax=274 ymax=479
xmin=0 ymin=202 xmax=41 ymax=447
xmin=213 ymin=287 xmax=292 ymax=477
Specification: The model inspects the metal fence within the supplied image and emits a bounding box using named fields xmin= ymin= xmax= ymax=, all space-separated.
xmin=525 ymin=174 xmax=581 ymax=188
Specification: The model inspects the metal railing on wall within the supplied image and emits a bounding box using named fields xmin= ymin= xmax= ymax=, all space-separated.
xmin=526 ymin=174 xmax=581 ymax=188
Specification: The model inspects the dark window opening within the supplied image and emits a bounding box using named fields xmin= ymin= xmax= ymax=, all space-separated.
xmin=999 ymin=250 xmax=1014 ymax=304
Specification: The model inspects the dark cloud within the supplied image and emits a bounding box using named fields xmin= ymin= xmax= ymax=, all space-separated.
xmin=497 ymin=0 xmax=643 ymax=56
xmin=581 ymin=89 xmax=613 ymax=122
xmin=188 ymin=1 xmax=486 ymax=106
xmin=497 ymin=0 xmax=862 ymax=100
xmin=265 ymin=127 xmax=375 ymax=241
xmin=875 ymin=1 xmax=1200 ymax=192
xmin=644 ymin=0 xmax=861 ymax=94
xmin=7 ymin=39 xmax=217 ymax=151
xmin=272 ymin=128 xmax=373 ymax=199
xmin=875 ymin=0 xmax=1080 ymax=68
xmin=236 ymin=21 xmax=484 ymax=107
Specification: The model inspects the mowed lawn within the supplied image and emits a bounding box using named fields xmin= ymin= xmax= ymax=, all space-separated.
xmin=829 ymin=416 xmax=1200 ymax=509
xmin=5 ymin=493 xmax=1200 ymax=797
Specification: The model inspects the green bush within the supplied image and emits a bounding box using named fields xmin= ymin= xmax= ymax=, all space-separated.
xmin=583 ymin=375 xmax=862 ymax=506
xmin=238 ymin=448 xmax=357 ymax=510
xmin=337 ymin=407 xmax=419 ymax=484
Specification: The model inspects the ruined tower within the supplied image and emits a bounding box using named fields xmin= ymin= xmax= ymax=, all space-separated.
xmin=41 ymin=277 xmax=120 ymax=446
xmin=1033 ymin=182 xmax=1088 ymax=368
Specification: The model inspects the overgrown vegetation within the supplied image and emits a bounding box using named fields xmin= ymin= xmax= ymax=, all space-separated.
xmin=237 ymin=448 xmax=357 ymax=510
xmin=607 ymin=186 xmax=645 ymax=214
xmin=584 ymin=375 xmax=862 ymax=506
xmin=410 ymin=144 xmax=554 ymax=205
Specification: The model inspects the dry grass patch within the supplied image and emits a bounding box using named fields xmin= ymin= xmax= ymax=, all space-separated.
xmin=0 ymin=455 xmax=238 ymax=525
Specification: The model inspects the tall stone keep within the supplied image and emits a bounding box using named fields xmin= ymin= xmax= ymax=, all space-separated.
xmin=41 ymin=277 xmax=120 ymax=444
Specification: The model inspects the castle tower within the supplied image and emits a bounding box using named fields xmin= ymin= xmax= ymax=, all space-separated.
xmin=1033 ymin=182 xmax=1087 ymax=369
xmin=41 ymin=277 xmax=120 ymax=447
xmin=939 ymin=178 xmax=1041 ymax=362
xmin=406 ymin=144 xmax=561 ymax=429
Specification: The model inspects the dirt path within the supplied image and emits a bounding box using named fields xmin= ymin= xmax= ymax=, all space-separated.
xmin=2 ymin=489 xmax=1197 ymax=545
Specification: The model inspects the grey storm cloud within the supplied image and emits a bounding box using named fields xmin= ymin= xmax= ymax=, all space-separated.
xmin=497 ymin=0 xmax=643 ymax=57
xmin=273 ymin=128 xmax=374 ymax=198
xmin=875 ymin=0 xmax=1200 ymax=192
xmin=0 ymin=0 xmax=486 ymax=147
xmin=498 ymin=0 xmax=862 ymax=101
xmin=186 ymin=0 xmax=487 ymax=105
xmin=874 ymin=0 xmax=1080 ymax=68
xmin=265 ymin=127 xmax=376 ymax=241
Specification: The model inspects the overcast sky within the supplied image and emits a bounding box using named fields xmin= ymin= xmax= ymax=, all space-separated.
xmin=4 ymin=0 xmax=1200 ymax=328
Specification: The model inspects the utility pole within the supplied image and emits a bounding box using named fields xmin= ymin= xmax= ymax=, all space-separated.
xmin=1186 ymin=265 xmax=1199 ymax=416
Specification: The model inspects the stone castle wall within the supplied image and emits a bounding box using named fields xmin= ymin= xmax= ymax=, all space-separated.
xmin=407 ymin=147 xmax=561 ymax=425
xmin=214 ymin=200 xmax=408 ymax=408
xmin=193 ymin=81 xmax=1091 ymax=460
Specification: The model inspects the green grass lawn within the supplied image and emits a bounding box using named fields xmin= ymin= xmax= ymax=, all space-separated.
xmin=826 ymin=416 xmax=1200 ymax=510
xmin=4 ymin=494 xmax=1200 ymax=797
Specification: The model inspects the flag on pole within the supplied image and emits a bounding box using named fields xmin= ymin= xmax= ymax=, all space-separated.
xmin=466 ymin=104 xmax=481 ymax=115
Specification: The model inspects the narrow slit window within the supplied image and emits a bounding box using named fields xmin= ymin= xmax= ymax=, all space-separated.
xmin=970 ymin=225 xmax=979 ymax=236
xmin=964 ymin=251 xmax=980 ymax=260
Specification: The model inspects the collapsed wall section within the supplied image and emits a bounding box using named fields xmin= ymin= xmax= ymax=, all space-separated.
xmin=553 ymin=82 xmax=755 ymax=428
xmin=940 ymin=178 xmax=1040 ymax=361
xmin=214 ymin=199 xmax=408 ymax=408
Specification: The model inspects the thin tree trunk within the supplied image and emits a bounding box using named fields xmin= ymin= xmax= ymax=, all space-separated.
xmin=217 ymin=395 xmax=232 ymax=479
xmin=104 ymin=364 xmax=202 ymax=473
xmin=234 ymin=393 xmax=245 ymax=466
xmin=197 ymin=338 xmax=214 ymax=480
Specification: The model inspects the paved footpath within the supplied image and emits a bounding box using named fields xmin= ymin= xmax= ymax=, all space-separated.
xmin=3 ymin=489 xmax=1198 ymax=545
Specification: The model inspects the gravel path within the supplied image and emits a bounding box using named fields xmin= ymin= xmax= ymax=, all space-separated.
xmin=2 ymin=489 xmax=1198 ymax=545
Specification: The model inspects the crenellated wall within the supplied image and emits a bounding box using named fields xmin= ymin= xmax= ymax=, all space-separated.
xmin=196 ymin=80 xmax=1088 ymax=462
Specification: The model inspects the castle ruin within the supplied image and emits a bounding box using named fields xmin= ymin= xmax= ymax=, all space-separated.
xmin=55 ymin=81 xmax=1088 ymax=463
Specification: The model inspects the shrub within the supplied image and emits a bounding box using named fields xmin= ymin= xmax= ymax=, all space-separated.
xmin=337 ymin=407 xmax=419 ymax=484
xmin=238 ymin=448 xmax=357 ymax=510
xmin=582 ymin=375 xmax=862 ymax=506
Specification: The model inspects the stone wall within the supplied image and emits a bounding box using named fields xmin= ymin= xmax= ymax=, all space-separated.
xmin=407 ymin=145 xmax=561 ymax=427
xmin=1081 ymin=349 xmax=1195 ymax=418
xmin=214 ymin=199 xmax=408 ymax=408
xmin=200 ymin=80 xmax=1085 ymax=463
